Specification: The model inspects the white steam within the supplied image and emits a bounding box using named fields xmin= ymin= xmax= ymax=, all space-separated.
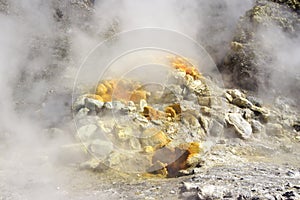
xmin=256 ymin=24 xmax=300 ymax=104
xmin=7 ymin=0 xmax=300 ymax=199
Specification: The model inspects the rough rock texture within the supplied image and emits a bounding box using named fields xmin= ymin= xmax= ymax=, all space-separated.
xmin=180 ymin=163 xmax=300 ymax=200
xmin=73 ymin=55 xmax=300 ymax=180
xmin=1 ymin=162 xmax=299 ymax=200
xmin=220 ymin=0 xmax=300 ymax=95
xmin=271 ymin=0 xmax=300 ymax=13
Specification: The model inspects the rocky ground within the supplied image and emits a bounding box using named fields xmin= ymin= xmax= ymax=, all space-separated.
xmin=1 ymin=162 xmax=300 ymax=199
xmin=0 ymin=0 xmax=299 ymax=200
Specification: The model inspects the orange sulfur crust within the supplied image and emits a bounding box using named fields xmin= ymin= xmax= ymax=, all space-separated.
xmin=142 ymin=106 xmax=166 ymax=121
xmin=82 ymin=56 xmax=203 ymax=178
xmin=95 ymin=79 xmax=147 ymax=103
xmin=150 ymin=142 xmax=201 ymax=178
xmin=170 ymin=56 xmax=201 ymax=80
xmin=86 ymin=94 xmax=104 ymax=102
xmin=165 ymin=103 xmax=181 ymax=119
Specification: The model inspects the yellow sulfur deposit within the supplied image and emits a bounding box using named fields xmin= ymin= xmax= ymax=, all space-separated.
xmin=170 ymin=56 xmax=201 ymax=80
xmin=95 ymin=79 xmax=147 ymax=103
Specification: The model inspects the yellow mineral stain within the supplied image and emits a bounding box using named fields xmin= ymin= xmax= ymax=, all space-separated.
xmin=95 ymin=79 xmax=147 ymax=103
xmin=170 ymin=56 xmax=201 ymax=80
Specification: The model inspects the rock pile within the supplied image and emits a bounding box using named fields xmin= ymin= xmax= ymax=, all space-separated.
xmin=73 ymin=56 xmax=299 ymax=177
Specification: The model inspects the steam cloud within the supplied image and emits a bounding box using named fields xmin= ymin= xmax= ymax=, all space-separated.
xmin=1 ymin=0 xmax=298 ymax=199
xmin=256 ymin=25 xmax=300 ymax=104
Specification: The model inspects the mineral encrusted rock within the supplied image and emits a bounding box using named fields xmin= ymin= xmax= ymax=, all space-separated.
xmin=73 ymin=56 xmax=300 ymax=178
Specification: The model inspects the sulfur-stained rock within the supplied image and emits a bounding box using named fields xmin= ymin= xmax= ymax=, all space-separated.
xmin=170 ymin=56 xmax=201 ymax=80
xmin=184 ymin=142 xmax=202 ymax=167
xmin=147 ymin=160 xmax=168 ymax=176
xmin=73 ymin=53 xmax=300 ymax=179
xmin=95 ymin=79 xmax=147 ymax=103
xmin=143 ymin=146 xmax=154 ymax=153
xmin=165 ymin=103 xmax=181 ymax=119
xmin=165 ymin=107 xmax=177 ymax=119
xmin=149 ymin=142 xmax=201 ymax=177
xmin=96 ymin=84 xmax=108 ymax=96
xmin=226 ymin=113 xmax=252 ymax=139
xmin=111 ymin=124 xmax=143 ymax=151
xmin=140 ymin=128 xmax=170 ymax=150
xmin=141 ymin=106 xmax=166 ymax=121
xmin=169 ymin=56 xmax=210 ymax=97
xmin=139 ymin=99 xmax=147 ymax=112
xmin=168 ymin=103 xmax=181 ymax=115
xmin=85 ymin=94 xmax=104 ymax=101
xmin=114 ymin=125 xmax=133 ymax=142
xmin=130 ymin=90 xmax=147 ymax=102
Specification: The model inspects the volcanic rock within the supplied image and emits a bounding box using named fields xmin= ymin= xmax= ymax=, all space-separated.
xmin=220 ymin=0 xmax=300 ymax=94
xmin=226 ymin=113 xmax=252 ymax=139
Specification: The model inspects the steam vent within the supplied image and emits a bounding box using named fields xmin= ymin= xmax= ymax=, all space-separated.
xmin=2 ymin=0 xmax=300 ymax=199
xmin=73 ymin=56 xmax=300 ymax=179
